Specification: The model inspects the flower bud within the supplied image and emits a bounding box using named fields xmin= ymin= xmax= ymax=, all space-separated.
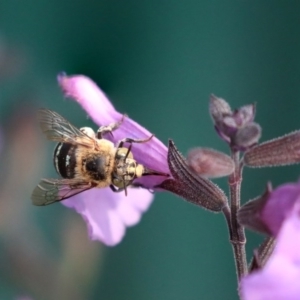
xmin=210 ymin=95 xmax=260 ymax=151
xmin=233 ymin=123 xmax=261 ymax=151
xmin=158 ymin=140 xmax=228 ymax=212
xmin=244 ymin=130 xmax=300 ymax=167
xmin=234 ymin=104 xmax=255 ymax=127
xmin=209 ymin=94 xmax=232 ymax=122
xmin=187 ymin=148 xmax=234 ymax=178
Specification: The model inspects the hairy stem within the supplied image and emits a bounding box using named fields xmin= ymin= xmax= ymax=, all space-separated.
xmin=222 ymin=204 xmax=232 ymax=241
xmin=228 ymin=151 xmax=247 ymax=281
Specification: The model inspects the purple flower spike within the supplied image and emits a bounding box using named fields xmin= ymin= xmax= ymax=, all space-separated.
xmin=57 ymin=73 xmax=169 ymax=245
xmin=241 ymin=206 xmax=300 ymax=300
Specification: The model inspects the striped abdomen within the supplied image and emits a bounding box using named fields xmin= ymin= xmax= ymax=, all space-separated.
xmin=53 ymin=143 xmax=77 ymax=178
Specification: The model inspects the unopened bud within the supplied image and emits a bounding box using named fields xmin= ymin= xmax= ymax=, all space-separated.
xmin=244 ymin=130 xmax=300 ymax=167
xmin=237 ymin=183 xmax=272 ymax=235
xmin=234 ymin=104 xmax=256 ymax=127
xmin=209 ymin=94 xmax=232 ymax=122
xmin=210 ymin=95 xmax=260 ymax=150
xmin=187 ymin=148 xmax=234 ymax=178
xmin=233 ymin=122 xmax=261 ymax=151
xmin=158 ymin=140 xmax=228 ymax=212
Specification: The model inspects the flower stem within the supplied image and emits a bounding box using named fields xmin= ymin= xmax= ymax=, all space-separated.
xmin=222 ymin=204 xmax=232 ymax=241
xmin=228 ymin=151 xmax=247 ymax=281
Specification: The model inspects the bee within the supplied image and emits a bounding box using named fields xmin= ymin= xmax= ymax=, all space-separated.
xmin=31 ymin=109 xmax=169 ymax=206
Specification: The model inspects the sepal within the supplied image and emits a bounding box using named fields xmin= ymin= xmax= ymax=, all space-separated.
xmin=249 ymin=237 xmax=276 ymax=272
xmin=244 ymin=130 xmax=300 ymax=167
xmin=158 ymin=140 xmax=228 ymax=212
xmin=237 ymin=183 xmax=273 ymax=235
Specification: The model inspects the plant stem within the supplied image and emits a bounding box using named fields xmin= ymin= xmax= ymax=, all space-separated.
xmin=222 ymin=204 xmax=232 ymax=241
xmin=228 ymin=151 xmax=247 ymax=281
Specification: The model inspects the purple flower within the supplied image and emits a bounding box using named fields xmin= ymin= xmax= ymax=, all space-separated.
xmin=57 ymin=74 xmax=169 ymax=246
xmin=238 ymin=181 xmax=300 ymax=237
xmin=260 ymin=182 xmax=300 ymax=236
xmin=241 ymin=203 xmax=300 ymax=300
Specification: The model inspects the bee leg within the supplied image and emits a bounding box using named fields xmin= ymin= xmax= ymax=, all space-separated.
xmin=110 ymin=183 xmax=153 ymax=195
xmin=131 ymin=183 xmax=155 ymax=194
xmin=117 ymin=135 xmax=154 ymax=162
xmin=110 ymin=185 xmax=121 ymax=192
xmin=109 ymin=184 xmax=128 ymax=196
xmin=116 ymin=135 xmax=154 ymax=148
xmin=97 ymin=115 xmax=126 ymax=139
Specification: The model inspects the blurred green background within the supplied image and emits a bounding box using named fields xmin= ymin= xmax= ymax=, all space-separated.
xmin=0 ymin=1 xmax=300 ymax=299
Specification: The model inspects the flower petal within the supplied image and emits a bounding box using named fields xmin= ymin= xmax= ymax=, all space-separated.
xmin=262 ymin=182 xmax=300 ymax=236
xmin=115 ymin=188 xmax=153 ymax=226
xmin=58 ymin=73 xmax=169 ymax=188
xmin=241 ymin=207 xmax=300 ymax=300
xmin=56 ymin=73 xmax=169 ymax=245
xmin=63 ymin=187 xmax=154 ymax=246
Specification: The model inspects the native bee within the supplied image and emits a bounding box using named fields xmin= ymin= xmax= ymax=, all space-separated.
xmin=31 ymin=109 xmax=168 ymax=206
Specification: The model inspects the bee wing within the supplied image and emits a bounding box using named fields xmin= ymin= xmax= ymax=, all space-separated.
xmin=31 ymin=178 xmax=93 ymax=206
xmin=38 ymin=108 xmax=93 ymax=147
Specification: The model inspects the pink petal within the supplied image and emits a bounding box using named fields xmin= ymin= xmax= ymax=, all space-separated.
xmin=58 ymin=73 xmax=169 ymax=188
xmin=115 ymin=188 xmax=153 ymax=226
xmin=241 ymin=207 xmax=300 ymax=300
xmin=58 ymin=73 xmax=115 ymax=119
xmin=63 ymin=187 xmax=153 ymax=246
xmin=262 ymin=182 xmax=300 ymax=236
xmin=275 ymin=203 xmax=300 ymax=262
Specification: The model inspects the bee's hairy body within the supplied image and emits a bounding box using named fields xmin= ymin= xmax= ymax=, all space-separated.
xmin=31 ymin=109 xmax=169 ymax=206
xmin=54 ymin=134 xmax=144 ymax=189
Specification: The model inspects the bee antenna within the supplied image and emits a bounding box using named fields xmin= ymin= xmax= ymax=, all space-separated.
xmin=124 ymin=144 xmax=132 ymax=160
